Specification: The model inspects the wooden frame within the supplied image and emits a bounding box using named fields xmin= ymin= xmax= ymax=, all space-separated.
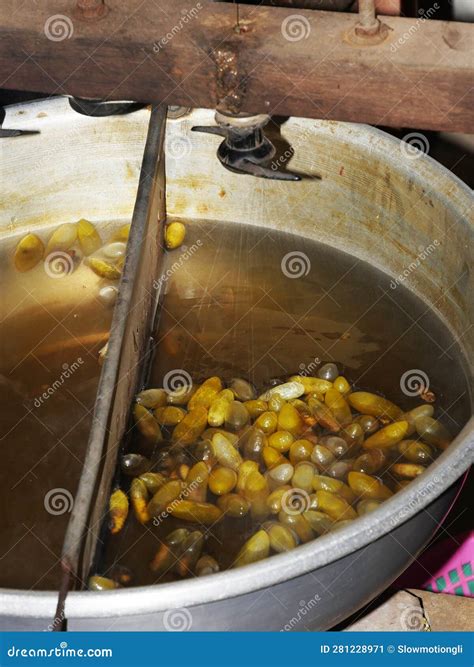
xmin=0 ymin=2 xmax=472 ymax=132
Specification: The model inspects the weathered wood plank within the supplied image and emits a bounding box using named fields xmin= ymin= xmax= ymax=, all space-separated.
xmin=0 ymin=1 xmax=472 ymax=131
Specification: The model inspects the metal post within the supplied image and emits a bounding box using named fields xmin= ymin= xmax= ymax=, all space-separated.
xmin=75 ymin=0 xmax=108 ymax=20
xmin=355 ymin=0 xmax=381 ymax=35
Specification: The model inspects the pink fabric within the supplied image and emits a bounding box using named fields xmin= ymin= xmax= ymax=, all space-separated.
xmin=394 ymin=531 xmax=474 ymax=597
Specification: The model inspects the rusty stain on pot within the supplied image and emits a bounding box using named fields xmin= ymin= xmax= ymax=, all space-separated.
xmin=1 ymin=97 xmax=150 ymax=242
xmin=125 ymin=161 xmax=136 ymax=180
xmin=170 ymin=196 xmax=188 ymax=216
xmin=188 ymin=178 xmax=202 ymax=190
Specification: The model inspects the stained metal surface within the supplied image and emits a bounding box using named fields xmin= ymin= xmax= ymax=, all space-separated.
xmin=0 ymin=103 xmax=472 ymax=629
xmin=1 ymin=96 xmax=151 ymax=232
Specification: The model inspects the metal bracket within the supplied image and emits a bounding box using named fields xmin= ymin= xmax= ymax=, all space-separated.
xmin=192 ymin=112 xmax=301 ymax=181
xmin=0 ymin=108 xmax=40 ymax=137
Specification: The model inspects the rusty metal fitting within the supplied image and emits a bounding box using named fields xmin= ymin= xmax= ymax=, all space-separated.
xmin=355 ymin=0 xmax=380 ymax=35
xmin=354 ymin=19 xmax=381 ymax=36
xmin=214 ymin=112 xmax=270 ymax=132
xmin=346 ymin=0 xmax=390 ymax=46
xmin=167 ymin=106 xmax=192 ymax=120
xmin=75 ymin=0 xmax=108 ymax=21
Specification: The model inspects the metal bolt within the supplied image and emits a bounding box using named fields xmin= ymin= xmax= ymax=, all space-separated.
xmin=76 ymin=0 xmax=108 ymax=21
xmin=355 ymin=0 xmax=381 ymax=36
xmin=167 ymin=106 xmax=192 ymax=119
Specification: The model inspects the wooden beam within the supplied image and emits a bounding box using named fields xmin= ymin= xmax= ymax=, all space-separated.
xmin=0 ymin=1 xmax=472 ymax=131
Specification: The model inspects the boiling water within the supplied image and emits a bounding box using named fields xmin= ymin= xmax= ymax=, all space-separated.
xmin=98 ymin=219 xmax=470 ymax=587
xmin=0 ymin=222 xmax=121 ymax=589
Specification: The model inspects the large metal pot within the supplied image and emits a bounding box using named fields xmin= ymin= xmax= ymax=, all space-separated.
xmin=0 ymin=101 xmax=472 ymax=631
